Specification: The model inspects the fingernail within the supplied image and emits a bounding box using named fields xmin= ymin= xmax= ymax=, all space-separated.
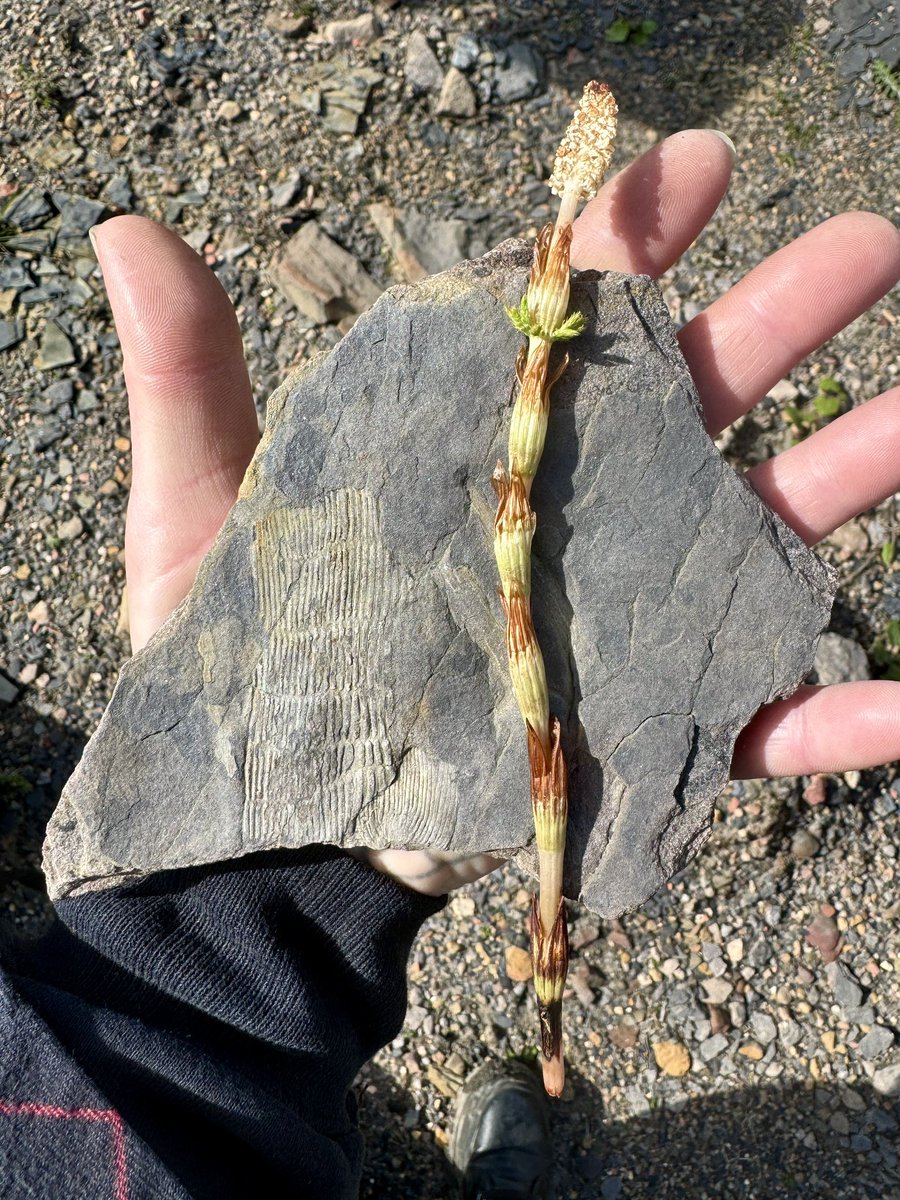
xmin=88 ymin=224 xmax=101 ymax=257
xmin=705 ymin=129 xmax=736 ymax=159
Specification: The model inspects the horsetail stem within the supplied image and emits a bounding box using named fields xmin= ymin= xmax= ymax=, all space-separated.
xmin=494 ymin=80 xmax=618 ymax=1097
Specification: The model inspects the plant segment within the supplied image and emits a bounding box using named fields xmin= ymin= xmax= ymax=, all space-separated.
xmin=493 ymin=81 xmax=618 ymax=1097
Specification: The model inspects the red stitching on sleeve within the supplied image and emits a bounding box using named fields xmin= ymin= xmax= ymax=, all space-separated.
xmin=0 ymin=1099 xmax=129 ymax=1200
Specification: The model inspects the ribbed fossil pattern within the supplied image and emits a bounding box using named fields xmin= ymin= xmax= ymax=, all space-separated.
xmin=244 ymin=489 xmax=406 ymax=842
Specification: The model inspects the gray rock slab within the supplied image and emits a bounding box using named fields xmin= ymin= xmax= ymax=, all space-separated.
xmin=44 ymin=241 xmax=836 ymax=912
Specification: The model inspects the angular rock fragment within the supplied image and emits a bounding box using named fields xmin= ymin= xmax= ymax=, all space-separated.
xmin=268 ymin=220 xmax=382 ymax=326
xmin=369 ymin=202 xmax=468 ymax=281
xmin=323 ymin=14 xmax=380 ymax=46
xmin=34 ymin=321 xmax=76 ymax=370
xmin=300 ymin=57 xmax=382 ymax=134
xmin=45 ymin=242 xmax=836 ymax=914
xmin=405 ymin=30 xmax=444 ymax=94
xmin=436 ymin=67 xmax=477 ymax=118
xmin=494 ymin=43 xmax=542 ymax=103
xmin=0 ymin=320 xmax=24 ymax=352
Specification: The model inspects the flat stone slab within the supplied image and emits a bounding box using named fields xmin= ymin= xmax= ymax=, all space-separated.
xmin=44 ymin=241 xmax=836 ymax=914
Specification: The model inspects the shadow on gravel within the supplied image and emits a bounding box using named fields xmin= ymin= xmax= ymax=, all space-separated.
xmin=357 ymin=1061 xmax=459 ymax=1199
xmin=557 ymin=1076 xmax=897 ymax=1200
xmin=487 ymin=0 xmax=806 ymax=133
xmin=0 ymin=703 xmax=86 ymax=932
xmin=358 ymin=1064 xmax=897 ymax=1199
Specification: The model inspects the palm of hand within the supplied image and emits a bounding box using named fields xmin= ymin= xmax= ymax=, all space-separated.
xmin=94 ymin=130 xmax=900 ymax=895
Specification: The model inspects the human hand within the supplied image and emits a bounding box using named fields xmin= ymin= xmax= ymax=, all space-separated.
xmin=91 ymin=129 xmax=900 ymax=896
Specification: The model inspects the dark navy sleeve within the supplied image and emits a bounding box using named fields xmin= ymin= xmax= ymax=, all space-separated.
xmin=0 ymin=848 xmax=445 ymax=1199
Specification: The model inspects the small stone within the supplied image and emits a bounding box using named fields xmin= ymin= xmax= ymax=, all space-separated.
xmin=836 ymin=42 xmax=870 ymax=78
xmin=494 ymin=42 xmax=542 ymax=103
xmin=768 ymin=378 xmax=800 ymax=403
xmin=739 ymin=1043 xmax=764 ymax=1061
xmin=405 ymin=30 xmax=443 ymax=94
xmin=600 ymin=1177 xmax=623 ymax=1200
xmin=653 ymin=1041 xmax=691 ymax=1077
xmin=778 ymin=1019 xmax=802 ymax=1047
xmin=0 ymin=319 xmax=24 ymax=351
xmin=27 ymin=600 xmax=49 ymax=626
xmin=701 ymin=941 xmax=722 ymax=963
xmin=570 ymin=919 xmax=601 ymax=951
xmin=323 ymin=13 xmax=380 ymax=46
xmin=830 ymin=1111 xmax=850 ymax=1135
xmin=42 ymin=379 xmax=74 ymax=410
xmin=451 ymin=32 xmax=480 ymax=71
xmin=52 ymin=192 xmax=108 ymax=241
xmin=702 ymin=977 xmax=734 ymax=1005
xmin=114 ymin=436 xmax=131 ymax=453
xmin=844 ymin=1004 xmax=876 ymax=1026
xmin=104 ymin=174 xmax=134 ymax=210
xmin=57 ymin=515 xmax=84 ymax=540
xmin=821 ymin=1030 xmax=837 ymax=1053
xmin=747 ymin=936 xmax=773 ymax=969
xmin=699 ymin=1033 xmax=729 ymax=1061
xmin=264 ymin=11 xmax=312 ymax=37
xmin=405 ymin=1004 xmax=428 ymax=1031
xmin=0 ymin=674 xmax=19 ymax=704
xmin=729 ymin=997 xmax=747 ymax=1027
xmin=751 ymin=1013 xmax=778 ymax=1044
xmin=812 ymin=632 xmax=870 ymax=685
xmin=34 ymin=322 xmax=76 ymax=370
xmin=806 ymin=910 xmax=841 ymax=962
xmin=791 ymin=828 xmax=820 ymax=860
xmin=858 ymin=1025 xmax=895 ymax=1061
xmin=450 ymin=894 xmax=475 ymax=918
xmin=872 ymin=1063 xmax=900 ymax=1097
xmin=0 ymin=289 xmax=16 ymax=316
xmin=504 ymin=944 xmax=532 ymax=982
xmin=217 ymin=100 xmax=243 ymax=122
xmin=271 ymin=170 xmax=304 ymax=209
xmin=826 ymin=959 xmax=865 ymax=1010
xmin=803 ymin=773 xmax=829 ymax=806
xmin=610 ymin=1022 xmax=639 ymax=1050
xmin=18 ymin=663 xmax=39 ymax=685
xmin=725 ymin=937 xmax=744 ymax=964
xmin=436 ymin=67 xmax=477 ymax=118
xmin=840 ymin=1087 xmax=867 ymax=1113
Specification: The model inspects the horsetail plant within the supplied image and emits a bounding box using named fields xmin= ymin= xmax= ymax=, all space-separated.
xmin=493 ymin=81 xmax=618 ymax=1097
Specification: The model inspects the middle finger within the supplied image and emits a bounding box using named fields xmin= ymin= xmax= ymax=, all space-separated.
xmin=678 ymin=211 xmax=900 ymax=437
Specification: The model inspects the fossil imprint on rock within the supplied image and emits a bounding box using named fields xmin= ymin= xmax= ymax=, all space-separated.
xmin=45 ymin=100 xmax=836 ymax=1096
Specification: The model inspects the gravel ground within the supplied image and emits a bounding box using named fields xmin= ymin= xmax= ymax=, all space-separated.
xmin=1 ymin=1 xmax=899 ymax=1196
